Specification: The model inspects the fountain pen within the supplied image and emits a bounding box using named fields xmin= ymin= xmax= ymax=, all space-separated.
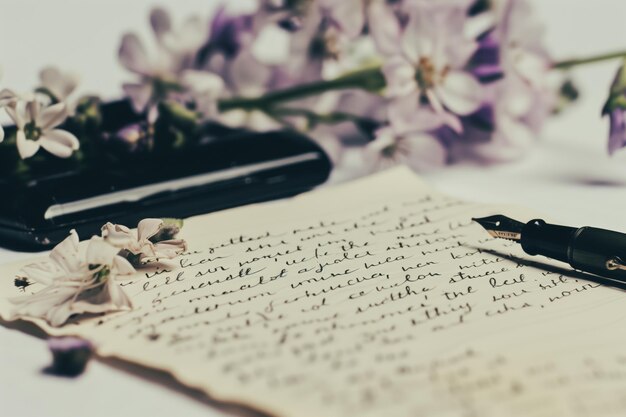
xmin=473 ymin=215 xmax=626 ymax=281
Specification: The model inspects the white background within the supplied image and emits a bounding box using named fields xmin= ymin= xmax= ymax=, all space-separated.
xmin=2 ymin=1 xmax=626 ymax=416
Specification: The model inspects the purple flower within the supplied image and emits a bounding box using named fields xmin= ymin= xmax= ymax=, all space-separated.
xmin=437 ymin=0 xmax=555 ymax=162
xmin=604 ymin=63 xmax=626 ymax=154
xmin=208 ymin=7 xmax=255 ymax=59
xmin=467 ymin=31 xmax=503 ymax=83
xmin=607 ymin=108 xmax=626 ymax=155
xmin=382 ymin=0 xmax=482 ymax=134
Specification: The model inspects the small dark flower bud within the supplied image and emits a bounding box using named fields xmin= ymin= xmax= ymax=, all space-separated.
xmin=47 ymin=337 xmax=94 ymax=377
xmin=150 ymin=218 xmax=184 ymax=243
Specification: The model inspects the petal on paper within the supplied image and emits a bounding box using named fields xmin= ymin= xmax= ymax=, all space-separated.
xmin=12 ymin=286 xmax=77 ymax=326
xmin=49 ymin=230 xmax=84 ymax=275
xmin=39 ymin=130 xmax=79 ymax=158
xmin=153 ymin=239 xmax=188 ymax=259
xmin=436 ymin=70 xmax=483 ymax=115
xmin=113 ymin=256 xmax=136 ymax=276
xmin=101 ymin=222 xmax=136 ymax=249
xmin=122 ymin=83 xmax=153 ymax=113
xmin=20 ymin=262 xmax=61 ymax=285
xmin=119 ymin=33 xmax=151 ymax=75
xmin=85 ymin=237 xmax=123 ymax=267
xmin=105 ymin=278 xmax=133 ymax=309
xmin=137 ymin=218 xmax=163 ymax=241
xmin=16 ymin=130 xmax=40 ymax=159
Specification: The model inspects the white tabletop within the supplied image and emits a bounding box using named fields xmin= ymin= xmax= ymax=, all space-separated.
xmin=2 ymin=1 xmax=626 ymax=416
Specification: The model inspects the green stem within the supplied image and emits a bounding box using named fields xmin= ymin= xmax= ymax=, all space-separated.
xmin=553 ymin=50 xmax=626 ymax=70
xmin=218 ymin=66 xmax=385 ymax=112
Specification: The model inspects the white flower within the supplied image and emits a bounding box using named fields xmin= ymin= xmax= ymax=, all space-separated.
xmin=382 ymin=0 xmax=482 ymax=133
xmin=39 ymin=66 xmax=79 ymax=102
xmin=101 ymin=218 xmax=187 ymax=263
xmin=5 ymin=97 xmax=79 ymax=159
xmin=11 ymin=231 xmax=136 ymax=327
xmin=362 ymin=125 xmax=447 ymax=173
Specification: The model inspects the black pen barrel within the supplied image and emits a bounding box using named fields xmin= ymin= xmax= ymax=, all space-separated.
xmin=521 ymin=219 xmax=626 ymax=280
xmin=521 ymin=219 xmax=576 ymax=264
xmin=568 ymin=227 xmax=626 ymax=280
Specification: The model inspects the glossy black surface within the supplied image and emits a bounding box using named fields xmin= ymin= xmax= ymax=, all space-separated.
xmin=0 ymin=100 xmax=332 ymax=250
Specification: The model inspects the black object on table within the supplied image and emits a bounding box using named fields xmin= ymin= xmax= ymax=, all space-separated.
xmin=0 ymin=100 xmax=332 ymax=250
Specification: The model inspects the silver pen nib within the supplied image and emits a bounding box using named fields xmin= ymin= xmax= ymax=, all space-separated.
xmin=472 ymin=215 xmax=525 ymax=242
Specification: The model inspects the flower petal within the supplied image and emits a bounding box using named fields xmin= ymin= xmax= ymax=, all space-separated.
xmin=16 ymin=130 xmax=40 ymax=159
xmin=388 ymin=93 xmax=448 ymax=134
xmin=436 ymin=70 xmax=483 ymax=115
xmin=150 ymin=7 xmax=171 ymax=41
xmin=153 ymin=239 xmax=188 ymax=259
xmin=38 ymin=102 xmax=68 ymax=129
xmin=609 ymin=109 xmax=626 ymax=155
xmin=49 ymin=230 xmax=83 ymax=275
xmin=322 ymin=0 xmax=364 ymax=38
xmin=85 ymin=237 xmax=123 ymax=267
xmin=368 ymin=1 xmax=401 ymax=56
xmin=0 ymin=88 xmax=18 ymax=107
xmin=113 ymin=256 xmax=136 ymax=276
xmin=123 ymin=83 xmax=153 ymax=114
xmin=181 ymin=70 xmax=224 ymax=95
xmin=39 ymin=130 xmax=79 ymax=158
xmin=20 ymin=262 xmax=62 ymax=285
xmin=101 ymin=223 xmax=136 ymax=249
xmin=40 ymin=67 xmax=79 ymax=100
xmin=382 ymin=56 xmax=418 ymax=98
xmin=137 ymin=218 xmax=163 ymax=241
xmin=119 ymin=33 xmax=151 ymax=75
xmin=403 ymin=132 xmax=448 ymax=172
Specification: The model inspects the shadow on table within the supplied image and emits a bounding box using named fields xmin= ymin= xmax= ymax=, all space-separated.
xmin=476 ymin=247 xmax=626 ymax=292
xmin=0 ymin=319 xmax=270 ymax=417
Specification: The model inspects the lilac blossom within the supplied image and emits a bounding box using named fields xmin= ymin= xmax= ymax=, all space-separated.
xmin=447 ymin=0 xmax=555 ymax=161
xmin=382 ymin=0 xmax=482 ymax=134
xmin=119 ymin=7 xmax=218 ymax=113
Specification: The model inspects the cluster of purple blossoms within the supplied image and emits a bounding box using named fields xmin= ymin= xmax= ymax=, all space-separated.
xmin=116 ymin=0 xmax=559 ymax=175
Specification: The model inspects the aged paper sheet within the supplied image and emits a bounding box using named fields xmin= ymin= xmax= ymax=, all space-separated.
xmin=2 ymin=167 xmax=626 ymax=417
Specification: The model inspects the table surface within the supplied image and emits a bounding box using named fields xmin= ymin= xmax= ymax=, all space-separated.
xmin=2 ymin=1 xmax=626 ymax=416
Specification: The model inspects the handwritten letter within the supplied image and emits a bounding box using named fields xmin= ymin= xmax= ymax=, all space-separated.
xmin=2 ymin=168 xmax=626 ymax=417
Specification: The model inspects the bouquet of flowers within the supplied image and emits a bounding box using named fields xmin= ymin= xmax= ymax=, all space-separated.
xmin=0 ymin=0 xmax=623 ymax=179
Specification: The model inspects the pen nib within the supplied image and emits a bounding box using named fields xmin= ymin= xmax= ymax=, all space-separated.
xmin=472 ymin=215 xmax=525 ymax=242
